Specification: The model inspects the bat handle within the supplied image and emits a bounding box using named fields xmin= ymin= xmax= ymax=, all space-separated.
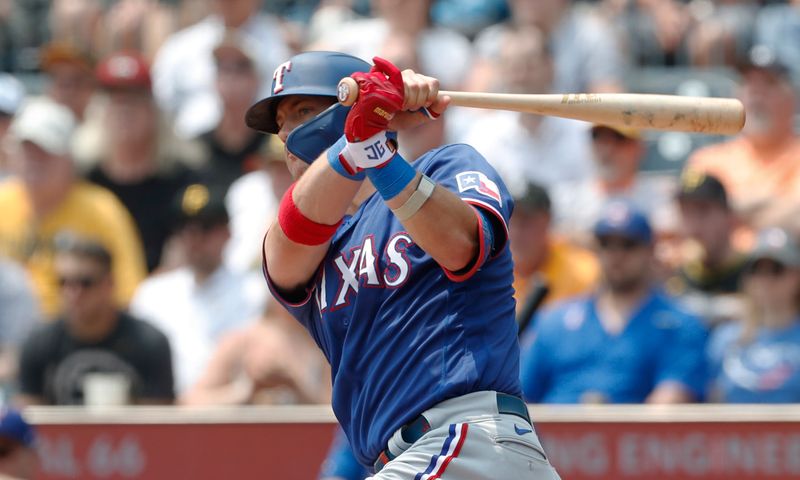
xmin=337 ymin=77 xmax=359 ymax=107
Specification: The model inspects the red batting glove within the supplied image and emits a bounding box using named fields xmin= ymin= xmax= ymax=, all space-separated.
xmin=344 ymin=57 xmax=404 ymax=142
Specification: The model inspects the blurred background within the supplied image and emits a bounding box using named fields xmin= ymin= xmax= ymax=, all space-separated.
xmin=1 ymin=0 xmax=800 ymax=479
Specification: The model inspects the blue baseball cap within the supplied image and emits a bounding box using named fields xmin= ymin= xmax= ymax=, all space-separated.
xmin=593 ymin=200 xmax=653 ymax=244
xmin=0 ymin=408 xmax=36 ymax=448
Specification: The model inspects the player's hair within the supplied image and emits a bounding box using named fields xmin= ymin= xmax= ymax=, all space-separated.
xmin=53 ymin=232 xmax=113 ymax=273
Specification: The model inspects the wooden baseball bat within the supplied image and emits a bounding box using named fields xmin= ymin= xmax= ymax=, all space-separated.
xmin=337 ymin=77 xmax=745 ymax=135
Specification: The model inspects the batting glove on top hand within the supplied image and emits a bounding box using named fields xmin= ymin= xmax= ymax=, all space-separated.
xmin=345 ymin=57 xmax=404 ymax=143
xmin=331 ymin=57 xmax=404 ymax=176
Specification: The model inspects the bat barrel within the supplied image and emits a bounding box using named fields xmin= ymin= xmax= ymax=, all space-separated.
xmin=444 ymin=92 xmax=746 ymax=136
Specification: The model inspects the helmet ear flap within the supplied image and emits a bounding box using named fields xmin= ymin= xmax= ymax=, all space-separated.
xmin=285 ymin=103 xmax=351 ymax=164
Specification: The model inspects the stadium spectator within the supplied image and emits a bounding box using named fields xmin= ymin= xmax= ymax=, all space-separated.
xmin=0 ymin=74 xmax=25 ymax=178
xmin=667 ymin=171 xmax=747 ymax=327
xmin=183 ymin=305 xmax=330 ymax=405
xmin=194 ymin=32 xmax=270 ymax=192
xmin=685 ymin=46 xmax=800 ymax=235
xmin=754 ymin=0 xmax=800 ymax=85
xmin=0 ymin=259 xmax=40 ymax=404
xmin=319 ymin=427 xmax=368 ymax=480
xmin=708 ymin=228 xmax=800 ymax=403
xmin=520 ymin=201 xmax=707 ymax=404
xmin=602 ymin=0 xmax=694 ymax=66
xmin=96 ymin=0 xmax=176 ymax=61
xmin=510 ymin=183 xmax=599 ymax=323
xmin=0 ymin=408 xmax=37 ymax=480
xmin=551 ymin=124 xmax=677 ymax=241
xmin=0 ymin=100 xmax=147 ymax=317
xmin=151 ymin=0 xmax=290 ymax=138
xmin=686 ymin=0 xmax=758 ymax=67
xmin=469 ymin=0 xmax=625 ymax=93
xmin=224 ymin=139 xmax=292 ymax=273
xmin=81 ymin=51 xmax=202 ymax=273
xmin=38 ymin=42 xmax=96 ymax=123
xmin=16 ymin=235 xmax=174 ymax=406
xmin=129 ymin=183 xmax=266 ymax=394
xmin=310 ymin=0 xmax=473 ymax=91
xmin=459 ymin=25 xmax=593 ymax=193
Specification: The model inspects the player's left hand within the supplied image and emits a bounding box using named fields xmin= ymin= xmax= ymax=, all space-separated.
xmin=345 ymin=57 xmax=405 ymax=142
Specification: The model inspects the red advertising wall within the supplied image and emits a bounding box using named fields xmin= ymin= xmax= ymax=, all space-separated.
xmin=25 ymin=406 xmax=800 ymax=480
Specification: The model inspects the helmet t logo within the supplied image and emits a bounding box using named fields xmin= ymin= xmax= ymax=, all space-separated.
xmin=272 ymin=61 xmax=292 ymax=94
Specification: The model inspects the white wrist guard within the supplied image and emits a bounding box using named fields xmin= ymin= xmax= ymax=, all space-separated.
xmin=340 ymin=131 xmax=397 ymax=171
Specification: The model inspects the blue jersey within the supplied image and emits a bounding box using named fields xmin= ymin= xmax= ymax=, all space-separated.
xmin=520 ymin=289 xmax=707 ymax=403
xmin=265 ymin=144 xmax=520 ymax=466
xmin=708 ymin=320 xmax=800 ymax=403
xmin=319 ymin=428 xmax=369 ymax=480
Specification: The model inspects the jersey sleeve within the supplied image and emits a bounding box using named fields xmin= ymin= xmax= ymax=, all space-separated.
xmin=418 ymin=143 xmax=514 ymax=254
xmin=260 ymin=234 xmax=317 ymax=329
xmin=654 ymin=312 xmax=709 ymax=400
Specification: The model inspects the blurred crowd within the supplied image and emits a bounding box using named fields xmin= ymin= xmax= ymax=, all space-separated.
xmin=0 ymin=0 xmax=797 ymax=440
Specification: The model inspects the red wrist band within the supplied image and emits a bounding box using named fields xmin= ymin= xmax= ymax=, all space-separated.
xmin=278 ymin=183 xmax=342 ymax=246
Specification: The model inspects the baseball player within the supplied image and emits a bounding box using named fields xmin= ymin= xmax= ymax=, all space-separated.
xmin=246 ymin=51 xmax=561 ymax=479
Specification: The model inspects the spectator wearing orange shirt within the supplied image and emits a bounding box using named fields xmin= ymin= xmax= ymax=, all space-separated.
xmin=685 ymin=46 xmax=800 ymax=234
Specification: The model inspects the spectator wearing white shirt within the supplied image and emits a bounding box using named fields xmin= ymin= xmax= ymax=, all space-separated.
xmin=458 ymin=25 xmax=593 ymax=194
xmin=151 ymin=0 xmax=290 ymax=138
xmin=130 ymin=183 xmax=266 ymax=394
xmin=224 ymin=139 xmax=292 ymax=274
xmin=468 ymin=0 xmax=625 ymax=94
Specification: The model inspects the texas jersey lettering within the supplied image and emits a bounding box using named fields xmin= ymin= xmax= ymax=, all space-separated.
xmin=265 ymin=144 xmax=519 ymax=466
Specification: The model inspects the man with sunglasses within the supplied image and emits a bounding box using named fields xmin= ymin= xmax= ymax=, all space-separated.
xmin=520 ymin=200 xmax=707 ymax=404
xmin=16 ymin=235 xmax=174 ymax=406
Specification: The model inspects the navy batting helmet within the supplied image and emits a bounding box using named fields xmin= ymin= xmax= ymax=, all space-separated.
xmin=245 ymin=51 xmax=371 ymax=134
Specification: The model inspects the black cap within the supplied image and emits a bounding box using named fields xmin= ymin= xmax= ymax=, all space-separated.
xmin=736 ymin=45 xmax=791 ymax=79
xmin=676 ymin=170 xmax=728 ymax=208
xmin=514 ymin=182 xmax=551 ymax=213
xmin=173 ymin=184 xmax=229 ymax=228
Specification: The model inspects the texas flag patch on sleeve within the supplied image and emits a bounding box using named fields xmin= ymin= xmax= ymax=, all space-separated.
xmin=456 ymin=171 xmax=501 ymax=204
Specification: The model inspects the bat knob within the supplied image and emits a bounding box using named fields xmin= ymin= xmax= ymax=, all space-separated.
xmin=337 ymin=77 xmax=359 ymax=107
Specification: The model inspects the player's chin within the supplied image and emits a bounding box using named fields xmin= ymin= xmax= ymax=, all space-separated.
xmin=286 ymin=153 xmax=309 ymax=180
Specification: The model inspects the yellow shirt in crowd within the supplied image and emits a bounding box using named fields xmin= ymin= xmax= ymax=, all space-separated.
xmin=0 ymin=178 xmax=147 ymax=317
xmin=513 ymin=238 xmax=600 ymax=314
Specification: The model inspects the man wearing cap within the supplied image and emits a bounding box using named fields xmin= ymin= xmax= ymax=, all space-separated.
xmin=552 ymin=123 xmax=677 ymax=241
xmin=0 ymin=408 xmax=37 ymax=479
xmin=38 ymin=42 xmax=96 ymax=123
xmin=83 ymin=50 xmax=202 ymax=273
xmin=510 ymin=182 xmax=599 ymax=324
xmin=520 ymin=201 xmax=707 ymax=404
xmin=667 ymin=170 xmax=748 ymax=326
xmin=129 ymin=183 xmax=266 ymax=395
xmin=17 ymin=235 xmax=174 ymax=406
xmin=685 ymin=45 xmax=800 ymax=233
xmin=0 ymin=100 xmax=147 ymax=317
xmin=708 ymin=227 xmax=800 ymax=403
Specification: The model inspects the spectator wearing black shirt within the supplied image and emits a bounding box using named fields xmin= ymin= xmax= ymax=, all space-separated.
xmin=16 ymin=235 xmax=174 ymax=406
xmin=83 ymin=50 xmax=202 ymax=272
xmin=194 ymin=31 xmax=268 ymax=192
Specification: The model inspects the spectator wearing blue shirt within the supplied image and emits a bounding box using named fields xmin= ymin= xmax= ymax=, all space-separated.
xmin=708 ymin=227 xmax=800 ymax=403
xmin=520 ymin=201 xmax=708 ymax=404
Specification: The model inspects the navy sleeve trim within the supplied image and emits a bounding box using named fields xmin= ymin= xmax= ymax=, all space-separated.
xmin=463 ymin=199 xmax=509 ymax=258
xmin=261 ymin=231 xmax=317 ymax=308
